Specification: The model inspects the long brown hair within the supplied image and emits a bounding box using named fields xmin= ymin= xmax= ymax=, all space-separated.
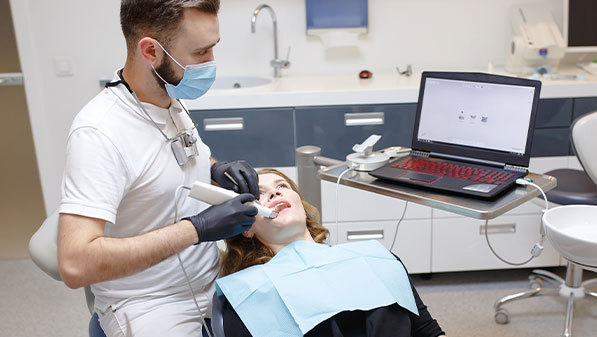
xmin=220 ymin=169 xmax=329 ymax=276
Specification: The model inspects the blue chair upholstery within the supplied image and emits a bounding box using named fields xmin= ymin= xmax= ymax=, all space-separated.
xmin=89 ymin=313 xmax=106 ymax=337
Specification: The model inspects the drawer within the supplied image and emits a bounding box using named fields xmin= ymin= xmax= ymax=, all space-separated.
xmin=531 ymin=128 xmax=570 ymax=157
xmin=330 ymin=219 xmax=431 ymax=274
xmin=295 ymin=104 xmax=416 ymax=161
xmin=321 ymin=180 xmax=432 ymax=222
xmin=572 ymin=97 xmax=597 ymax=121
xmin=190 ymin=108 xmax=295 ymax=167
xmin=431 ymin=214 xmax=561 ymax=272
xmin=535 ymin=98 xmax=572 ymax=128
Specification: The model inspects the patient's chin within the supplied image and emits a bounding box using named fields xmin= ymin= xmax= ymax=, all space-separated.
xmin=253 ymin=207 xmax=308 ymax=243
xmin=270 ymin=218 xmax=303 ymax=231
xmin=261 ymin=225 xmax=310 ymax=247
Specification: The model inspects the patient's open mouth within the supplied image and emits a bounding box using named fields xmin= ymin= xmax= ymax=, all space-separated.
xmin=273 ymin=202 xmax=291 ymax=213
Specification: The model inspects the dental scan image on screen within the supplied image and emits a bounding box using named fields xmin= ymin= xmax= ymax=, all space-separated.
xmin=417 ymin=78 xmax=535 ymax=155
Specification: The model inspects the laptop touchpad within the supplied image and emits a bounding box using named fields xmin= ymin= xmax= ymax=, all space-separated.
xmin=400 ymin=171 xmax=440 ymax=183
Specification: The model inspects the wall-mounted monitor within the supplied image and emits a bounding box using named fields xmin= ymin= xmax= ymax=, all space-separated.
xmin=563 ymin=0 xmax=597 ymax=53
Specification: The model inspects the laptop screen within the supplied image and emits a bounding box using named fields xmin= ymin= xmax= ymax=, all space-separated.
xmin=412 ymin=72 xmax=541 ymax=167
xmin=418 ymin=78 xmax=535 ymax=155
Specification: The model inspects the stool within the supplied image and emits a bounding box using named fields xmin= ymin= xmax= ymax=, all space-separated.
xmin=494 ymin=111 xmax=597 ymax=337
xmin=493 ymin=174 xmax=597 ymax=329
xmin=542 ymin=205 xmax=597 ymax=336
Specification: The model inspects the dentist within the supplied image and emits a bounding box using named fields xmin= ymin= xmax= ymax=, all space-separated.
xmin=57 ymin=1 xmax=256 ymax=336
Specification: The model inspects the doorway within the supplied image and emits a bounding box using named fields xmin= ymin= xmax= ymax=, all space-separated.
xmin=0 ymin=0 xmax=46 ymax=258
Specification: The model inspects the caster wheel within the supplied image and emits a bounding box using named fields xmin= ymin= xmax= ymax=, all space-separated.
xmin=495 ymin=309 xmax=510 ymax=325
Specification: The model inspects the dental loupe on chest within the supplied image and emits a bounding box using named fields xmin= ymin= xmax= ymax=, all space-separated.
xmin=171 ymin=132 xmax=199 ymax=166
xmin=188 ymin=181 xmax=279 ymax=218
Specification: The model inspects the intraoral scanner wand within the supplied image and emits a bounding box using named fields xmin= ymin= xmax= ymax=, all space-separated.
xmin=188 ymin=181 xmax=278 ymax=219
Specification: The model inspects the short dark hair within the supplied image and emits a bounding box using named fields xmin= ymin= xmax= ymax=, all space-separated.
xmin=120 ymin=0 xmax=219 ymax=53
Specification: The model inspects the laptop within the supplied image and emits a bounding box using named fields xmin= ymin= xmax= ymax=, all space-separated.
xmin=369 ymin=72 xmax=541 ymax=199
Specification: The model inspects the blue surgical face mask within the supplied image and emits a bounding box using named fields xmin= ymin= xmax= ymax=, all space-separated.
xmin=152 ymin=40 xmax=216 ymax=100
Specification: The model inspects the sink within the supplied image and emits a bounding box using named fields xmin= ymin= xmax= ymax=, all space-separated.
xmin=211 ymin=76 xmax=272 ymax=90
xmin=542 ymin=205 xmax=597 ymax=269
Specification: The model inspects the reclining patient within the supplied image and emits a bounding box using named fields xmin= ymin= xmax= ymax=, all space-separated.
xmin=216 ymin=168 xmax=446 ymax=337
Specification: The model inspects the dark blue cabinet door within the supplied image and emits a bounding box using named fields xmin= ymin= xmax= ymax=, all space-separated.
xmin=535 ymin=98 xmax=573 ymax=128
xmin=295 ymin=104 xmax=417 ymax=161
xmin=531 ymin=128 xmax=570 ymax=157
xmin=573 ymin=97 xmax=597 ymax=121
xmin=190 ymin=108 xmax=295 ymax=167
xmin=188 ymin=96 xmax=596 ymax=165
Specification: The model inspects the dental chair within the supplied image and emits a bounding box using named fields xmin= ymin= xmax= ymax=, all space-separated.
xmin=30 ymin=211 xmax=217 ymax=337
xmin=494 ymin=111 xmax=597 ymax=336
xmin=211 ymin=291 xmax=227 ymax=337
xmin=28 ymin=209 xmax=106 ymax=337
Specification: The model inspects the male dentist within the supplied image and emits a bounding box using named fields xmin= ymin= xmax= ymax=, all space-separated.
xmin=57 ymin=1 xmax=257 ymax=336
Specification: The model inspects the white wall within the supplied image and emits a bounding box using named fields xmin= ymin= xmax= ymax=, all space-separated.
xmin=10 ymin=0 xmax=562 ymax=213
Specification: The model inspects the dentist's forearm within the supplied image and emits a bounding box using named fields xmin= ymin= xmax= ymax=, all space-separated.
xmin=58 ymin=213 xmax=197 ymax=289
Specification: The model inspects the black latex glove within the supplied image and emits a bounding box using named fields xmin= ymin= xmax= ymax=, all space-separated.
xmin=184 ymin=193 xmax=258 ymax=243
xmin=211 ymin=160 xmax=259 ymax=198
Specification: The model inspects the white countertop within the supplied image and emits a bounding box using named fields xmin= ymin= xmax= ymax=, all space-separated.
xmin=185 ymin=68 xmax=597 ymax=110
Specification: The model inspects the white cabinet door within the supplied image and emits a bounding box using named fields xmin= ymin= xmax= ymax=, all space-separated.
xmin=328 ymin=219 xmax=431 ymax=274
xmin=528 ymin=156 xmax=570 ymax=174
xmin=431 ymin=214 xmax=561 ymax=272
xmin=321 ymin=181 xmax=432 ymax=222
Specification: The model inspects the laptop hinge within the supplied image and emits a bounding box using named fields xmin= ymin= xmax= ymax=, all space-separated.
xmin=411 ymin=150 xmax=430 ymax=157
xmin=504 ymin=164 xmax=528 ymax=173
xmin=430 ymin=152 xmax=504 ymax=167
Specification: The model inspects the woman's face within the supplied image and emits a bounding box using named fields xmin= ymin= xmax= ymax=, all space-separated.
xmin=244 ymin=173 xmax=312 ymax=251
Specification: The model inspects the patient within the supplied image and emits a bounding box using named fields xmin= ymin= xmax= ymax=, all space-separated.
xmin=219 ymin=168 xmax=446 ymax=337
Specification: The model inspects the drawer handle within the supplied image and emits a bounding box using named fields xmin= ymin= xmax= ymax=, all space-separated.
xmin=204 ymin=117 xmax=244 ymax=131
xmin=344 ymin=112 xmax=385 ymax=126
xmin=347 ymin=229 xmax=384 ymax=240
xmin=479 ymin=223 xmax=516 ymax=235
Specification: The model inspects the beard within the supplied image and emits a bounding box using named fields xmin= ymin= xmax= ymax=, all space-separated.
xmin=152 ymin=56 xmax=182 ymax=92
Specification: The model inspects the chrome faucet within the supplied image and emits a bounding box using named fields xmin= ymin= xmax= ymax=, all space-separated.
xmin=251 ymin=4 xmax=290 ymax=78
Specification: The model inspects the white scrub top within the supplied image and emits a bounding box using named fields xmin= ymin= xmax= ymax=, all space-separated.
xmin=59 ymin=70 xmax=219 ymax=312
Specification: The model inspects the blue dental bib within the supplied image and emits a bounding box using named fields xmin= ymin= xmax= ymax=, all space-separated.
xmin=216 ymin=240 xmax=418 ymax=337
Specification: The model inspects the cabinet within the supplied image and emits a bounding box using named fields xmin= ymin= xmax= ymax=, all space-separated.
xmin=295 ymin=104 xmax=416 ymax=161
xmin=531 ymin=97 xmax=597 ymax=157
xmin=190 ymin=96 xmax=597 ymax=274
xmin=189 ymin=107 xmax=295 ymax=167
xmin=572 ymin=97 xmax=597 ymax=120
xmin=321 ymin=181 xmax=432 ymax=273
xmin=332 ymin=219 xmax=432 ymax=274
xmin=531 ymin=98 xmax=572 ymax=157
xmin=431 ymin=214 xmax=561 ymax=272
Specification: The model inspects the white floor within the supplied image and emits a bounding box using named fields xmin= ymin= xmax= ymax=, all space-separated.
xmin=411 ymin=269 xmax=597 ymax=337
xmin=2 ymin=259 xmax=596 ymax=337
xmin=1 ymin=259 xmax=88 ymax=337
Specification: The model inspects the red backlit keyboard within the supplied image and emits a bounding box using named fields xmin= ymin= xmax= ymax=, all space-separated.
xmin=391 ymin=158 xmax=514 ymax=185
